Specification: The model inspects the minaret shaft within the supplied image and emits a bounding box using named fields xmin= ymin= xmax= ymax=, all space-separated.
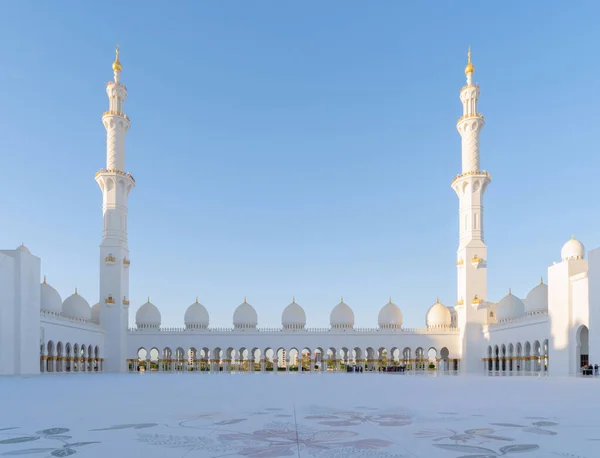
xmin=453 ymin=48 xmax=491 ymax=373
xmin=95 ymin=46 xmax=135 ymax=373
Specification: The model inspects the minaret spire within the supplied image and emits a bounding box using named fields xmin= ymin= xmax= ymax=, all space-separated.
xmin=112 ymin=44 xmax=122 ymax=83
xmin=95 ymin=45 xmax=135 ymax=373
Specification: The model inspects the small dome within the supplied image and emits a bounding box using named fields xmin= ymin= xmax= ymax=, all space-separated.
xmin=378 ymin=299 xmax=403 ymax=329
xmin=91 ymin=303 xmax=100 ymax=324
xmin=561 ymin=236 xmax=585 ymax=261
xmin=233 ymin=299 xmax=258 ymax=329
xmin=330 ymin=299 xmax=354 ymax=329
xmin=135 ymin=300 xmax=161 ymax=328
xmin=426 ymin=299 xmax=452 ymax=328
xmin=282 ymin=299 xmax=306 ymax=329
xmin=40 ymin=278 xmax=62 ymax=314
xmin=62 ymin=289 xmax=91 ymax=321
xmin=495 ymin=290 xmax=525 ymax=322
xmin=524 ymin=279 xmax=548 ymax=312
xmin=16 ymin=244 xmax=30 ymax=254
xmin=184 ymin=298 xmax=209 ymax=329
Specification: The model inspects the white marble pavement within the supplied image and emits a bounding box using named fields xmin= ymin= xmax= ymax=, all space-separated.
xmin=0 ymin=372 xmax=598 ymax=457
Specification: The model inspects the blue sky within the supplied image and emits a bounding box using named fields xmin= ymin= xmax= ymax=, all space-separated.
xmin=0 ymin=2 xmax=599 ymax=328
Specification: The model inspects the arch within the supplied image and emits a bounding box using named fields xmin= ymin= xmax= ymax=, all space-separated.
xmin=301 ymin=348 xmax=312 ymax=372
xmin=56 ymin=342 xmax=63 ymax=372
xmin=314 ymin=347 xmax=324 ymax=371
xmin=415 ymin=347 xmax=425 ymax=371
xmin=576 ymin=325 xmax=589 ymax=371
xmin=65 ymin=343 xmax=72 ymax=372
xmin=440 ymin=347 xmax=450 ymax=371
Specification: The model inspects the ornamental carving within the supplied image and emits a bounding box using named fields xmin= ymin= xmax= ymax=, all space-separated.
xmin=105 ymin=254 xmax=116 ymax=263
xmin=105 ymin=295 xmax=115 ymax=304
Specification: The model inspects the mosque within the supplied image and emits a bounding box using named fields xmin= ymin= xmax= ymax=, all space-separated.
xmin=1 ymin=48 xmax=598 ymax=377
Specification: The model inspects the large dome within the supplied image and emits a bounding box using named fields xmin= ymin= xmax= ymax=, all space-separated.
xmin=16 ymin=243 xmax=31 ymax=254
xmin=184 ymin=298 xmax=209 ymax=329
xmin=62 ymin=289 xmax=91 ymax=321
xmin=282 ymin=299 xmax=306 ymax=329
xmin=524 ymin=279 xmax=548 ymax=312
xmin=378 ymin=299 xmax=402 ymax=329
xmin=495 ymin=290 xmax=525 ymax=322
xmin=91 ymin=302 xmax=100 ymax=324
xmin=135 ymin=300 xmax=161 ymax=328
xmin=561 ymin=236 xmax=585 ymax=261
xmin=233 ymin=299 xmax=258 ymax=329
xmin=426 ymin=299 xmax=452 ymax=328
xmin=40 ymin=277 xmax=62 ymax=314
xmin=330 ymin=299 xmax=354 ymax=329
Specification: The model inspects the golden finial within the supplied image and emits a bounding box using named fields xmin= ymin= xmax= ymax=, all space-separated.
xmin=465 ymin=45 xmax=474 ymax=75
xmin=75 ymin=287 xmax=78 ymax=295
xmin=112 ymin=44 xmax=122 ymax=72
xmin=509 ymin=288 xmax=512 ymax=295
xmin=389 ymin=296 xmax=392 ymax=304
xmin=572 ymin=234 xmax=575 ymax=240
xmin=436 ymin=297 xmax=440 ymax=303
xmin=195 ymin=296 xmax=199 ymax=303
xmin=341 ymin=296 xmax=344 ymax=304
xmin=292 ymin=296 xmax=295 ymax=303
xmin=540 ymin=276 xmax=544 ymax=285
xmin=147 ymin=296 xmax=150 ymax=303
xmin=43 ymin=275 xmax=46 ymax=284
xmin=244 ymin=296 xmax=247 ymax=303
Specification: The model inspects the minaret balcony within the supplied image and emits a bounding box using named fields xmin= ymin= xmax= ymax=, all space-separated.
xmin=104 ymin=295 xmax=115 ymax=304
xmin=472 ymin=295 xmax=482 ymax=305
xmin=95 ymin=168 xmax=136 ymax=184
xmin=456 ymin=298 xmax=465 ymax=306
xmin=451 ymin=170 xmax=492 ymax=185
xmin=456 ymin=258 xmax=464 ymax=266
xmin=122 ymin=297 xmax=130 ymax=306
xmin=123 ymin=258 xmax=130 ymax=267
xmin=457 ymin=113 xmax=484 ymax=124
xmin=105 ymin=254 xmax=116 ymax=265
xmin=102 ymin=110 xmax=130 ymax=121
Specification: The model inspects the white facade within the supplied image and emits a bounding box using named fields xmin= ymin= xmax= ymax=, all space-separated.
xmin=0 ymin=48 xmax=597 ymax=377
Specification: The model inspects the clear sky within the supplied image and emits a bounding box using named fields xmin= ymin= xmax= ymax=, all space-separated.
xmin=0 ymin=2 xmax=599 ymax=328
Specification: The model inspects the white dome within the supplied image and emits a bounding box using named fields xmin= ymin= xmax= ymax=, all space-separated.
xmin=16 ymin=243 xmax=30 ymax=254
xmin=561 ymin=236 xmax=585 ymax=261
xmin=330 ymin=299 xmax=354 ymax=329
xmin=524 ymin=279 xmax=548 ymax=312
xmin=62 ymin=290 xmax=91 ymax=321
xmin=282 ymin=299 xmax=306 ymax=329
xmin=135 ymin=300 xmax=161 ymax=328
xmin=40 ymin=278 xmax=62 ymax=314
xmin=91 ymin=303 xmax=100 ymax=324
xmin=378 ymin=299 xmax=403 ymax=329
xmin=426 ymin=299 xmax=452 ymax=328
xmin=495 ymin=290 xmax=525 ymax=322
xmin=184 ymin=299 xmax=209 ymax=329
xmin=233 ymin=299 xmax=258 ymax=329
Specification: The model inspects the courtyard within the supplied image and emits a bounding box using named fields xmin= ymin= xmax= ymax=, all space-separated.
xmin=0 ymin=373 xmax=597 ymax=457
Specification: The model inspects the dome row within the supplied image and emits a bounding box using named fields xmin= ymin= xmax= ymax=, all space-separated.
xmin=40 ymin=278 xmax=96 ymax=322
xmin=135 ymin=297 xmax=453 ymax=329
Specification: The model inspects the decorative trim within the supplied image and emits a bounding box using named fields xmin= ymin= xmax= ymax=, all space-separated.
xmin=104 ymin=295 xmax=115 ymax=304
xmin=105 ymin=254 xmax=116 ymax=264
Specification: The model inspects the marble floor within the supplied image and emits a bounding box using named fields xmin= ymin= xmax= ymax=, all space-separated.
xmin=0 ymin=372 xmax=598 ymax=457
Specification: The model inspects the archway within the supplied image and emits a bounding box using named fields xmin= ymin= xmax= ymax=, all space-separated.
xmin=576 ymin=325 xmax=589 ymax=370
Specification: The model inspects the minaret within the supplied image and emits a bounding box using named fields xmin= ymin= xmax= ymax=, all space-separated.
xmin=451 ymin=48 xmax=491 ymax=373
xmin=95 ymin=46 xmax=135 ymax=372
